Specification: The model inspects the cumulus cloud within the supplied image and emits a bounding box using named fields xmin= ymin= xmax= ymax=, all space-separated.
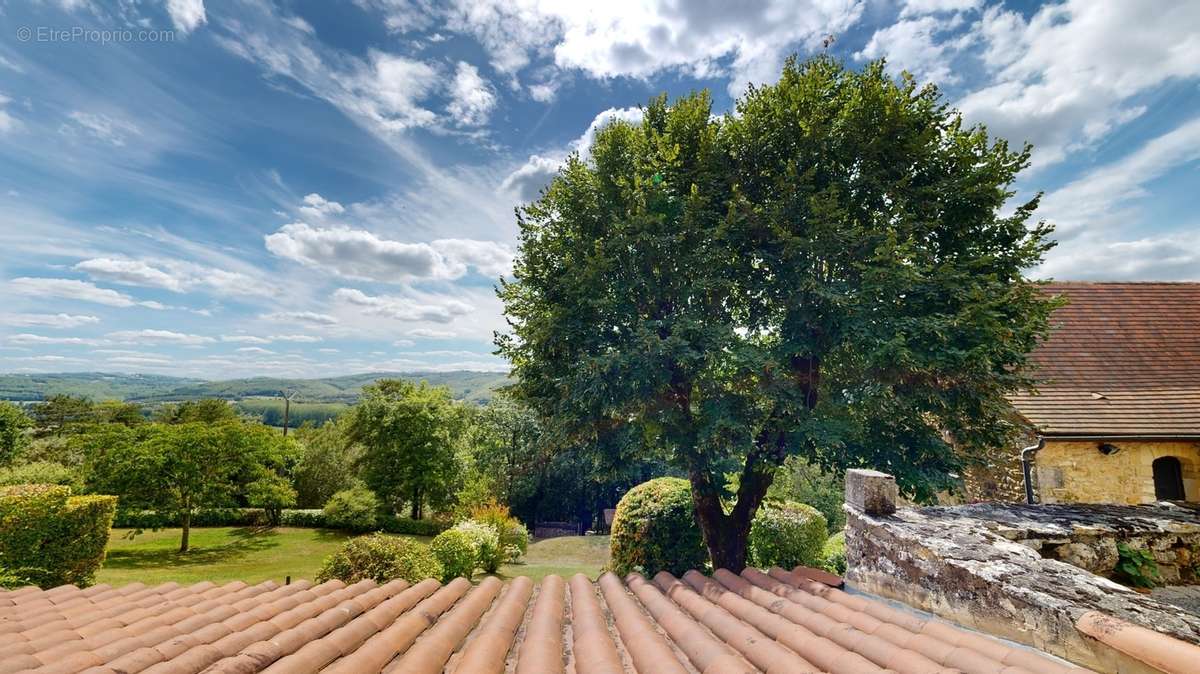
xmin=406 ymin=327 xmax=457 ymax=339
xmin=447 ymin=61 xmax=497 ymax=126
xmin=235 ymin=346 xmax=274 ymax=354
xmin=856 ymin=14 xmax=973 ymax=84
xmin=9 ymin=277 xmax=165 ymax=309
xmin=166 ymin=0 xmax=207 ymax=34
xmin=332 ymin=288 xmax=473 ymax=322
xmin=2 ymin=313 xmax=100 ymax=328
xmin=106 ymin=329 xmax=215 ymax=345
xmin=260 ymin=311 xmax=340 ymax=326
xmin=900 ymin=0 xmax=981 ymax=17
xmin=221 ymin=335 xmax=271 ymax=344
xmin=72 ymin=256 xmax=274 ymax=297
xmin=501 ymin=106 xmax=644 ymax=201
xmin=957 ymin=1 xmax=1200 ymax=168
xmin=270 ymin=334 xmax=324 ymax=342
xmin=297 ymin=193 xmax=345 ymax=220
xmin=9 ymin=334 xmax=104 ymax=346
xmin=265 ymin=222 xmax=513 ymax=281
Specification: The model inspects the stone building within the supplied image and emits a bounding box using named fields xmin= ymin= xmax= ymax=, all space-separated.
xmin=981 ymin=282 xmax=1200 ymax=505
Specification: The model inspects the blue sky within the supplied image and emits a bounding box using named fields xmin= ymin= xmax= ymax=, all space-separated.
xmin=1 ymin=0 xmax=1198 ymax=379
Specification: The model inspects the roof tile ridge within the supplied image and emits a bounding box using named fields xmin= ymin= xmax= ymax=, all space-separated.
xmin=595 ymin=572 xmax=688 ymax=674
xmin=453 ymin=575 xmax=534 ymax=674
xmin=389 ymin=576 xmax=504 ymax=673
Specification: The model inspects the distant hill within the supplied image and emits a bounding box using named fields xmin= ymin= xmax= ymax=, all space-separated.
xmin=0 ymin=371 xmax=510 ymax=405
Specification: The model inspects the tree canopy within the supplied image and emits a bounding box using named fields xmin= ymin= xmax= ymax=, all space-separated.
xmin=497 ymin=56 xmax=1057 ymax=570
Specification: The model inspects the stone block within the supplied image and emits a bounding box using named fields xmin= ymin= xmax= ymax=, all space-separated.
xmin=846 ymin=469 xmax=897 ymax=515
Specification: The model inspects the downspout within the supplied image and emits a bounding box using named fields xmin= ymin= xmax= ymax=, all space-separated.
xmin=1020 ymin=436 xmax=1044 ymax=505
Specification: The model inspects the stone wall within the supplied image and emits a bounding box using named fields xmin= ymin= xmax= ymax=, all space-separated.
xmin=842 ymin=470 xmax=1200 ymax=672
xmin=1036 ymin=439 xmax=1200 ymax=505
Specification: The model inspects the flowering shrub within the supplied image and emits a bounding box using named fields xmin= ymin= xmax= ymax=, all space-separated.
xmin=431 ymin=528 xmax=477 ymax=581
xmin=452 ymin=519 xmax=503 ymax=573
xmin=747 ymin=501 xmax=827 ymax=569
xmin=316 ymin=533 xmax=441 ymax=584
xmin=470 ymin=502 xmax=529 ymax=565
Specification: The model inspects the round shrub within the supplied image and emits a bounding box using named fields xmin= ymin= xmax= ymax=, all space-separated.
xmin=821 ymin=530 xmax=846 ymax=574
xmin=246 ymin=473 xmax=298 ymax=527
xmin=315 ymin=533 xmax=442 ymax=584
xmin=322 ymin=484 xmax=380 ymax=531
xmin=431 ymin=528 xmax=476 ymax=581
xmin=470 ymin=503 xmax=529 ymax=564
xmin=452 ymin=519 xmax=503 ymax=573
xmin=610 ymin=477 xmax=707 ymax=577
xmin=747 ymin=501 xmax=828 ymax=569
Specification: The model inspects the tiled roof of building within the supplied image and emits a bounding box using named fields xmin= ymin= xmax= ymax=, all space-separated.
xmin=1009 ymin=282 xmax=1200 ymax=436
xmin=0 ymin=567 xmax=1089 ymax=674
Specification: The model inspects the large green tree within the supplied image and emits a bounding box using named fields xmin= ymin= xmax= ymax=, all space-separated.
xmin=497 ymin=57 xmax=1057 ymax=571
xmin=0 ymin=402 xmax=31 ymax=466
xmin=348 ymin=380 xmax=462 ymax=520
xmin=88 ymin=421 xmax=288 ymax=551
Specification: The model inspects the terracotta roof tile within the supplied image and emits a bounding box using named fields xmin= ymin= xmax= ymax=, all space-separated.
xmin=1010 ymin=282 xmax=1200 ymax=436
xmin=0 ymin=569 xmax=1137 ymax=673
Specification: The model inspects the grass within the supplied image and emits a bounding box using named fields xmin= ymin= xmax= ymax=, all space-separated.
xmin=97 ymin=527 xmax=609 ymax=586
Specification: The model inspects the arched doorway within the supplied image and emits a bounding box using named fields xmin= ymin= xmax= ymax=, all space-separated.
xmin=1152 ymin=457 xmax=1185 ymax=501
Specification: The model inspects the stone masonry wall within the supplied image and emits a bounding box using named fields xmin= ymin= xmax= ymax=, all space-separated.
xmin=1036 ymin=440 xmax=1200 ymax=505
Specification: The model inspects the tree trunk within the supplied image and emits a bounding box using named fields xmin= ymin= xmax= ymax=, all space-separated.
xmin=180 ymin=509 xmax=191 ymax=553
xmin=689 ymin=451 xmax=776 ymax=573
xmin=410 ymin=486 xmax=421 ymax=520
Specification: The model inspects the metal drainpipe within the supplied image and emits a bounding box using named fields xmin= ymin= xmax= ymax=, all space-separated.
xmin=1021 ymin=436 xmax=1044 ymax=505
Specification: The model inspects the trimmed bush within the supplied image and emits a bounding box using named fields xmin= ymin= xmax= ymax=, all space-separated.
xmin=431 ymin=528 xmax=477 ymax=581
xmin=471 ymin=502 xmax=529 ymax=564
xmin=820 ymin=531 xmax=846 ymax=574
xmin=0 ymin=462 xmax=81 ymax=492
xmin=747 ymin=501 xmax=827 ymax=569
xmin=280 ymin=509 xmax=326 ymax=528
xmin=246 ymin=473 xmax=298 ymax=526
xmin=112 ymin=507 xmax=266 ymax=529
xmin=0 ymin=484 xmax=117 ymax=588
xmin=323 ymin=485 xmax=380 ymax=531
xmin=316 ymin=533 xmax=442 ymax=584
xmin=610 ymin=477 xmax=707 ymax=577
xmin=452 ymin=519 xmax=503 ymax=573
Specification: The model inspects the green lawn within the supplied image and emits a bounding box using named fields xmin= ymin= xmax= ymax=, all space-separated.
xmin=97 ymin=527 xmax=609 ymax=586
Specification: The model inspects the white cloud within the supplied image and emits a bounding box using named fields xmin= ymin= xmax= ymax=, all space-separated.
xmin=106 ymin=329 xmax=215 ymax=345
xmin=265 ymin=222 xmax=513 ymax=281
xmin=1 ymin=313 xmax=100 ymax=328
xmin=392 ymin=339 xmax=415 ymax=348
xmin=261 ymin=311 xmax=339 ymax=326
xmin=270 ymin=334 xmax=325 ymax=342
xmin=502 ymin=106 xmax=644 ymax=201
xmin=61 ymin=112 xmax=141 ymax=147
xmin=0 ymin=94 xmax=16 ymax=134
xmin=957 ymin=1 xmax=1200 ymax=167
xmin=166 ymin=0 xmax=207 ymax=34
xmin=74 ymin=258 xmax=184 ymax=291
xmin=900 ymin=0 xmax=980 ymax=17
xmin=236 ymin=346 xmax=274 ymax=354
xmin=8 ymin=333 xmax=104 ymax=346
xmin=1038 ymin=232 xmax=1200 ymax=281
xmin=72 ymin=256 xmax=275 ymax=297
xmin=332 ymin=288 xmax=473 ymax=322
xmin=406 ymin=327 xmax=457 ymax=339
xmin=221 ymin=335 xmax=271 ymax=344
xmin=9 ymin=277 xmax=165 ymax=309
xmin=297 ymin=193 xmax=345 ymax=220
xmin=447 ymin=61 xmax=498 ymax=126
xmin=856 ymin=14 xmax=973 ymax=84
xmin=422 ymin=0 xmax=863 ymax=97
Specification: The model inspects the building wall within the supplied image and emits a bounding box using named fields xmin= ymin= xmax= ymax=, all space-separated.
xmin=1036 ymin=440 xmax=1200 ymax=504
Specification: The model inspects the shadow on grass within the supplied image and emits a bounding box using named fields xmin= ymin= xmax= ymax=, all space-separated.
xmin=104 ymin=527 xmax=283 ymax=571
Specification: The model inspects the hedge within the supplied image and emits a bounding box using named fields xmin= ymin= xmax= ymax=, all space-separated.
xmin=316 ymin=533 xmax=442 ymax=584
xmin=610 ymin=477 xmax=708 ymax=577
xmin=0 ymin=484 xmax=117 ymax=588
xmin=111 ymin=507 xmax=450 ymax=537
xmin=746 ymin=501 xmax=827 ymax=569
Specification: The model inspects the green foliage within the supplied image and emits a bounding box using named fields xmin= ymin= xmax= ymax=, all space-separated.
xmin=0 ymin=461 xmax=81 ymax=491
xmin=323 ymin=484 xmax=380 ymax=531
xmin=30 ymin=394 xmax=94 ymax=437
xmin=498 ymin=56 xmax=1058 ymax=569
xmin=610 ymin=478 xmax=708 ymax=577
xmin=747 ymin=502 xmax=827 ymax=569
xmin=820 ymin=531 xmax=846 ymax=575
xmin=236 ymin=400 xmax=348 ymax=428
xmin=452 ymin=519 xmax=503 ymax=573
xmin=1115 ymin=543 xmax=1161 ymax=588
xmin=764 ymin=457 xmax=846 ymax=534
xmin=0 ymin=401 xmax=31 ymax=465
xmin=292 ymin=418 xmax=359 ymax=508
xmin=280 ymin=509 xmax=326 ymax=527
xmin=247 ymin=473 xmax=298 ymax=526
xmin=430 ymin=528 xmax=477 ymax=581
xmin=349 ymin=379 xmax=463 ymax=520
xmin=471 ymin=502 xmax=529 ymax=563
xmin=315 ymin=533 xmax=442 ymax=584
xmin=155 ymin=399 xmax=240 ymax=424
xmin=378 ymin=515 xmax=451 ymax=537
xmin=0 ymin=484 xmax=117 ymax=588
xmin=86 ymin=420 xmax=289 ymax=551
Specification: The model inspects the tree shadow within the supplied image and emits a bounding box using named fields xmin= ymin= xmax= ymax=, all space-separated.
xmin=104 ymin=527 xmax=283 ymax=571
